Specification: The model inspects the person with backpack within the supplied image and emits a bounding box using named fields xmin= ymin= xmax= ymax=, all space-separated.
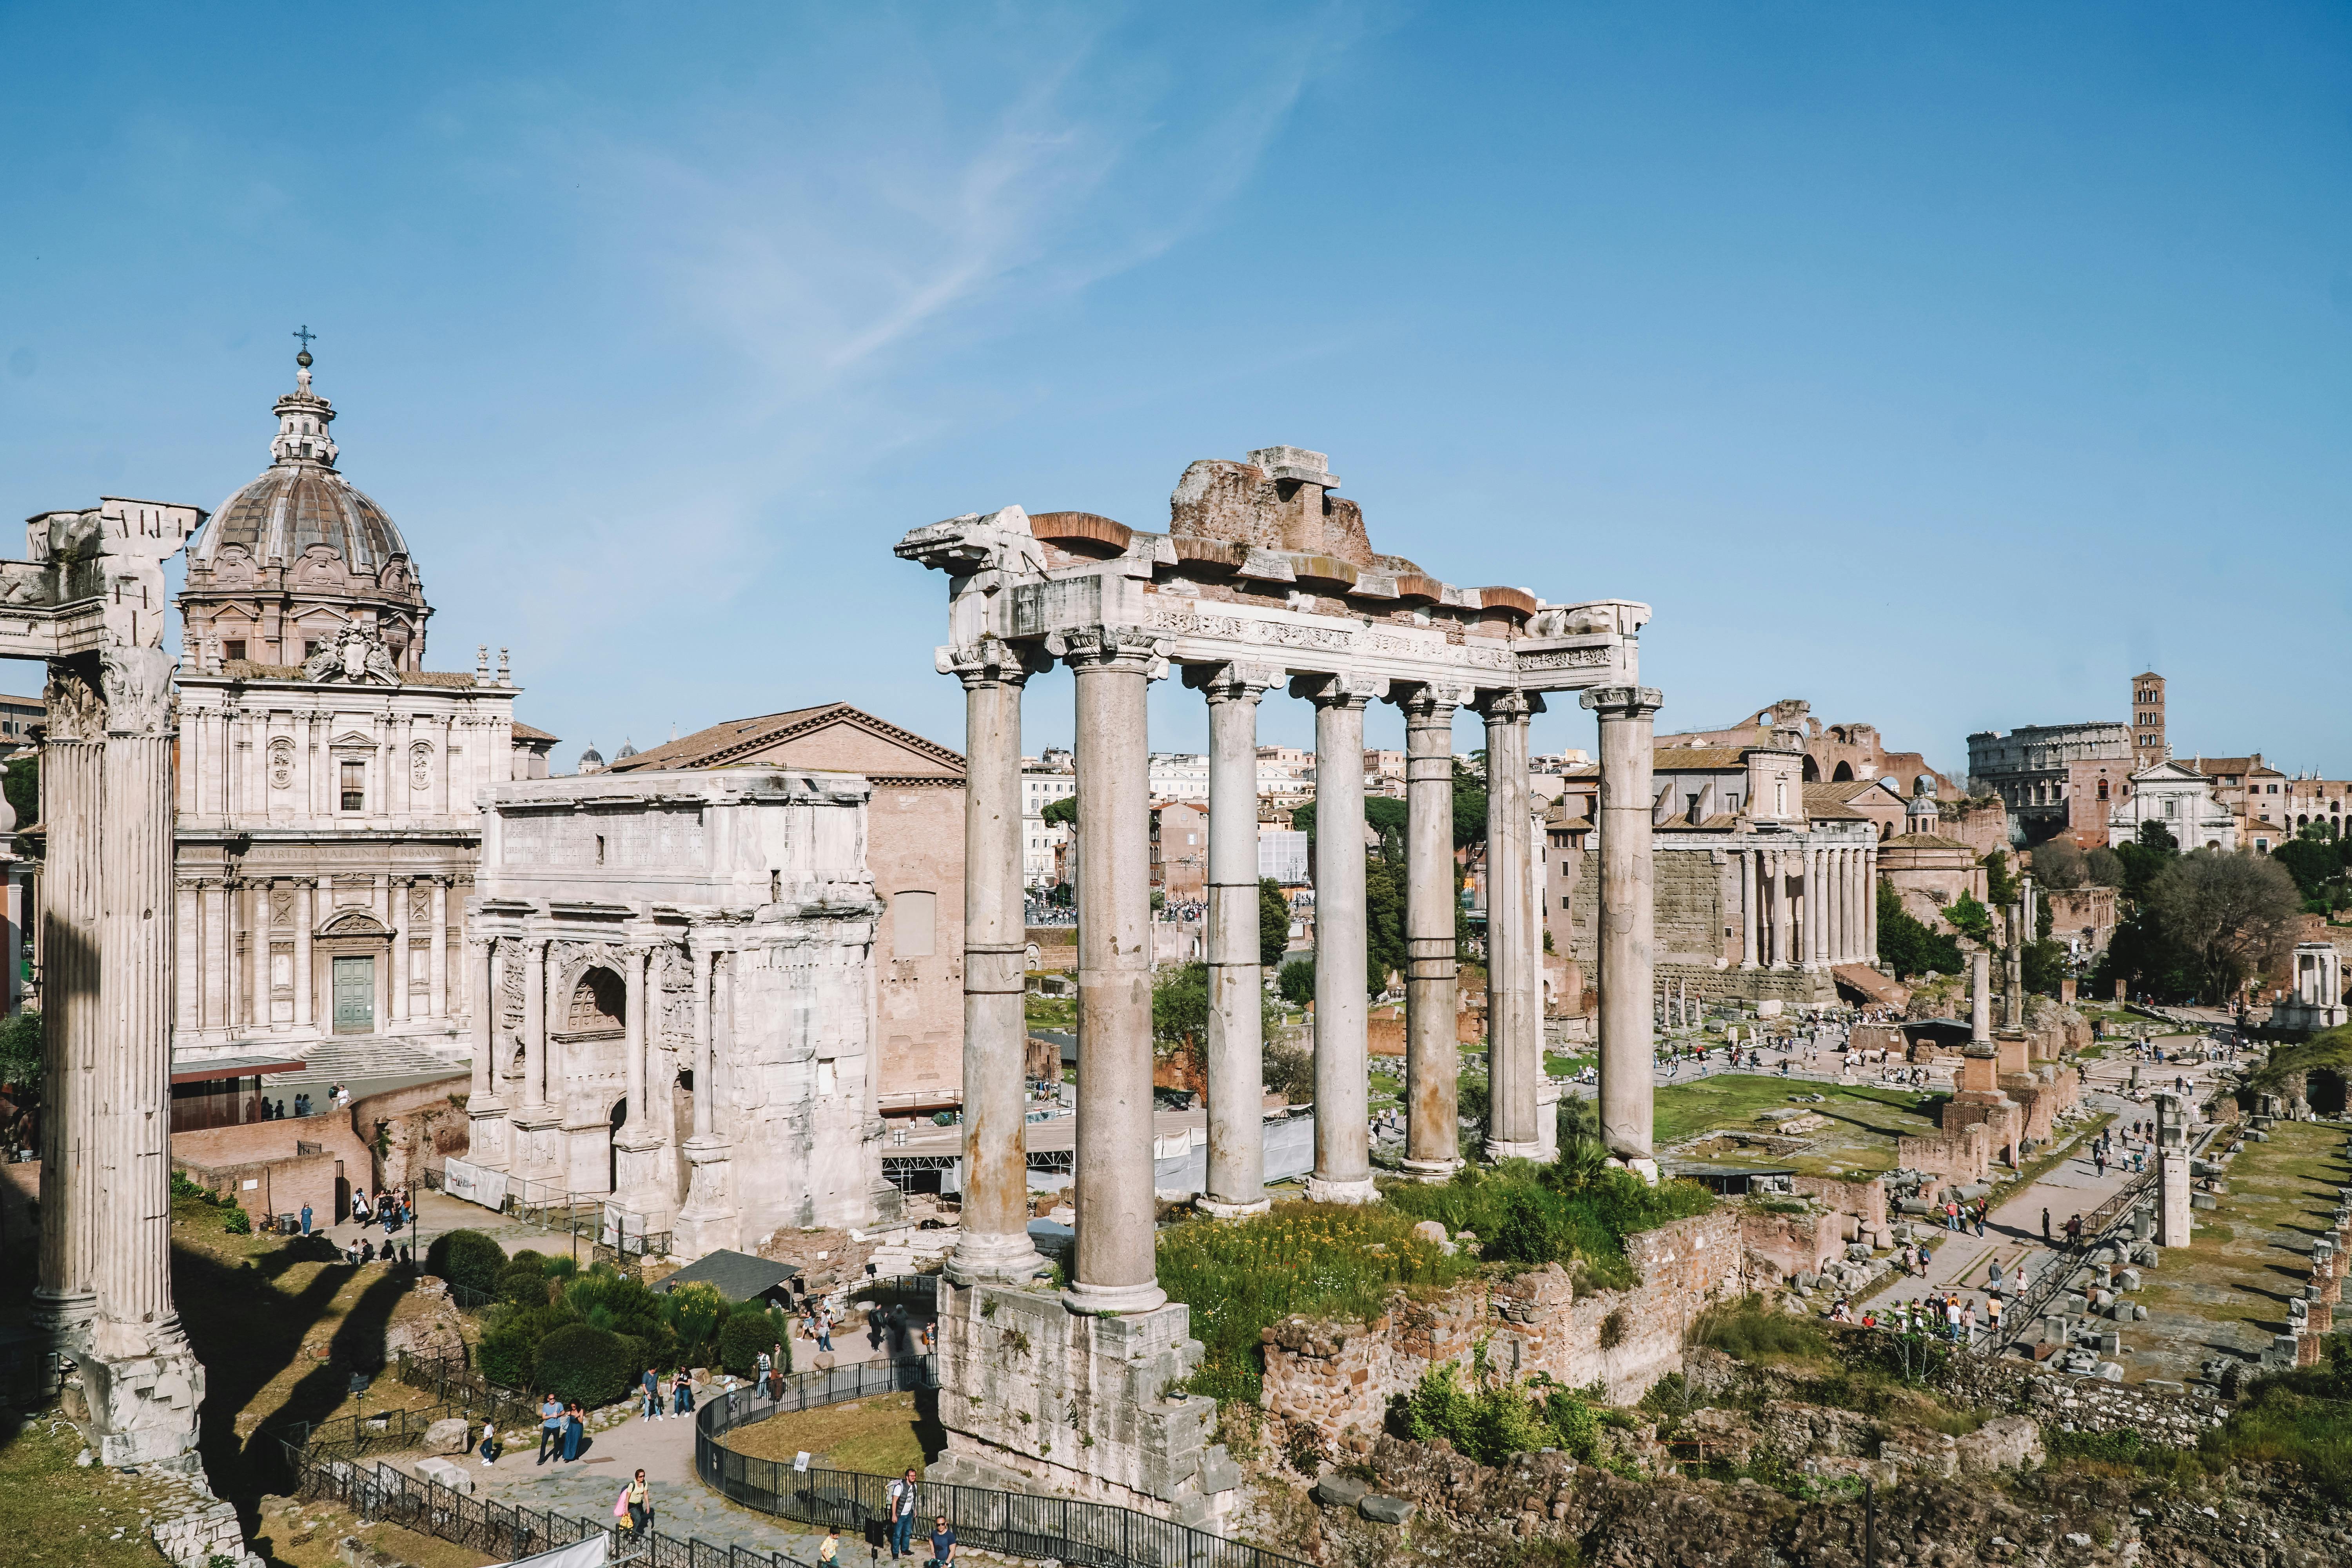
xmin=617 ymin=1470 xmax=651 ymax=1535
xmin=886 ymin=1468 xmax=919 ymax=1557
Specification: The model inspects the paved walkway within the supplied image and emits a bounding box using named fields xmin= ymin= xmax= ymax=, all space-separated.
xmin=1868 ymin=1029 xmax=2240 ymax=1322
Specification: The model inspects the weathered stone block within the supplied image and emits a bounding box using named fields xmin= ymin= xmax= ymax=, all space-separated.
xmin=1315 ymin=1473 xmax=1372 ymax=1510
xmin=1359 ymin=1495 xmax=1416 ymax=1526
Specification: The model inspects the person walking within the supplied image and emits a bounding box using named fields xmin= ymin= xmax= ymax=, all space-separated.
xmin=886 ymin=1468 xmax=919 ymax=1558
xmin=2041 ymin=1207 xmax=2051 ymax=1245
xmin=1973 ymin=1202 xmax=1987 ymax=1239
xmin=818 ymin=1527 xmax=842 ymax=1566
xmin=537 ymin=1392 xmax=564 ymax=1464
xmin=300 ymin=1201 xmax=313 ymax=1237
xmin=563 ymin=1401 xmax=584 ymax=1462
xmin=927 ymin=1513 xmax=956 ymax=1566
xmin=2065 ymin=1213 xmax=2084 ymax=1252
xmin=641 ymin=1365 xmax=663 ymax=1421
xmin=672 ymin=1368 xmax=692 ymax=1416
xmin=623 ymin=1469 xmax=652 ymax=1535
xmin=479 ymin=1417 xmax=499 ymax=1466
xmin=817 ymin=1310 xmax=834 ymax=1354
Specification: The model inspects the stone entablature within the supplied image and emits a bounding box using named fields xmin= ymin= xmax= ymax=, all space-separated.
xmin=464 ymin=768 xmax=890 ymax=1255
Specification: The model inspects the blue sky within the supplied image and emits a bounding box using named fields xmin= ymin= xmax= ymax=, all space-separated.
xmin=3 ymin=3 xmax=2347 ymax=777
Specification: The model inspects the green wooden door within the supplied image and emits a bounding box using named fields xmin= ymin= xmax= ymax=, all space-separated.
xmin=332 ymin=956 xmax=374 ymax=1034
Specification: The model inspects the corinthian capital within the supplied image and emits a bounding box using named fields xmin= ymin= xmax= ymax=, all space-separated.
xmin=1388 ymin=681 xmax=1475 ymax=722
xmin=1470 ymin=688 xmax=1545 ymax=724
xmin=1579 ymin=685 xmax=1665 ymax=721
xmin=1289 ymin=671 xmax=1387 ymax=709
xmin=1054 ymin=625 xmax=1170 ymax=678
xmin=938 ymin=637 xmax=1052 ymax=688
xmin=1182 ymin=661 xmax=1282 ymax=704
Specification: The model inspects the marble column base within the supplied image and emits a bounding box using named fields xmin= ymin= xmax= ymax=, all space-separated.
xmin=1399 ymin=1156 xmax=1464 ymax=1184
xmin=945 ymin=1230 xmax=1049 ymax=1286
xmin=1483 ymin=1138 xmax=1545 ymax=1163
xmin=465 ymin=1098 xmax=512 ymax=1172
xmin=1625 ymin=1157 xmax=1660 ymax=1185
xmin=1305 ymin=1174 xmax=1379 ymax=1205
xmin=670 ymin=1137 xmax=739 ymax=1259
xmin=1061 ymin=1276 xmax=1169 ymax=1317
xmin=1194 ymin=1194 xmax=1272 ymax=1219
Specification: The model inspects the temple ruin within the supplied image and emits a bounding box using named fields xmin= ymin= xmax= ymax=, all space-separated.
xmin=897 ymin=446 xmax=1657 ymax=1522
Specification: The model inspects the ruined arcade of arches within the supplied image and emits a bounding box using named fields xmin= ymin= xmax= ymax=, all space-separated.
xmin=898 ymin=446 xmax=1661 ymax=1525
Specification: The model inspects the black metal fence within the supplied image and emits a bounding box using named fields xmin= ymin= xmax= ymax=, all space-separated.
xmin=695 ymin=1370 xmax=1308 ymax=1568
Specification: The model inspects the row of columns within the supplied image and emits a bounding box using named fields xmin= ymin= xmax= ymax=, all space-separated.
xmin=1735 ymin=842 xmax=1877 ymax=970
xmin=940 ymin=627 xmax=1664 ymax=1317
xmin=177 ymin=872 xmax=463 ymax=1034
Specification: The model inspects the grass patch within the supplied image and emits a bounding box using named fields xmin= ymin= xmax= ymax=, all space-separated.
xmin=719 ymin=1391 xmax=940 ymax=1478
xmin=1158 ymin=1203 xmax=1479 ymax=1403
xmin=1651 ymin=1075 xmax=1938 ymax=1176
xmin=2247 ymin=1025 xmax=2352 ymax=1097
xmin=1391 ymin=1349 xmax=1622 ymax=1466
xmin=0 ymin=1415 xmax=195 ymax=1568
xmin=1381 ymin=1158 xmax=1716 ymax=1293
xmin=1691 ymin=1295 xmax=1831 ymax=1366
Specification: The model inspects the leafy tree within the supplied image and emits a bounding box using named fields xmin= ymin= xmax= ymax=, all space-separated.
xmin=2273 ymin=836 xmax=2341 ymax=902
xmin=1045 ymin=880 xmax=1072 ymax=908
xmin=1876 ymin=881 xmax=1962 ymax=979
xmin=1453 ymin=759 xmax=1488 ymax=851
xmin=2111 ymin=838 xmax=2175 ymax=903
xmin=1277 ymin=956 xmax=1316 ymax=1006
xmin=2136 ymin=819 xmax=2178 ymax=852
xmin=2033 ymin=837 xmax=2087 ymax=890
xmin=2083 ymin=847 xmax=2125 ymax=888
xmin=1262 ymin=1038 xmax=1314 ymax=1102
xmin=0 ymin=1009 xmax=40 ymax=1088
xmin=1365 ymin=860 xmax=1408 ymax=995
xmin=1982 ymin=851 xmax=2018 ymax=909
xmin=2022 ymin=937 xmax=2069 ymax=997
xmin=1258 ymin=878 xmax=1291 ymax=968
xmin=2094 ymin=904 xmax=2199 ymax=1002
xmin=1152 ymin=962 xmax=1209 ymax=1053
xmin=2 ymin=755 xmax=33 ymax=830
xmin=1943 ymin=893 xmax=1994 ymax=945
xmin=2148 ymin=850 xmax=2303 ymax=1003
xmin=1040 ymin=794 xmax=1076 ymax=828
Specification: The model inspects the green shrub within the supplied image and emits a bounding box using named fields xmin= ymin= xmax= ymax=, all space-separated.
xmin=477 ymin=1318 xmax=542 ymax=1390
xmin=498 ymin=1259 xmax=552 ymax=1309
xmin=532 ymin=1323 xmax=635 ymax=1408
xmin=662 ymin=1281 xmax=730 ymax=1368
xmin=1277 ymin=957 xmax=1315 ymax=1007
xmin=221 ymin=1204 xmax=252 ymax=1235
xmin=1157 ymin=1203 xmax=1476 ymax=1403
xmin=1392 ymin=1354 xmax=1605 ymax=1465
xmin=1383 ymin=1156 xmax=1714 ymax=1292
xmin=563 ymin=1267 xmax=673 ymax=1360
xmin=717 ymin=1307 xmax=789 ymax=1378
xmin=427 ymin=1229 xmax=508 ymax=1298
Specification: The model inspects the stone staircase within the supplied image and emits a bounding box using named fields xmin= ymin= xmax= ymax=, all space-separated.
xmin=272 ymin=1036 xmax=471 ymax=1096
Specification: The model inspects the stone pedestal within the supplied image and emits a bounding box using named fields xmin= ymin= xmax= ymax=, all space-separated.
xmin=2158 ymin=1099 xmax=2193 ymax=1249
xmin=932 ymin=1280 xmax=1240 ymax=1529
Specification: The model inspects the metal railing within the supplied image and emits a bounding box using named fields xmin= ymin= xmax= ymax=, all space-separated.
xmin=1980 ymin=1168 xmax=2157 ymax=1356
xmin=695 ymin=1370 xmax=1307 ymax=1568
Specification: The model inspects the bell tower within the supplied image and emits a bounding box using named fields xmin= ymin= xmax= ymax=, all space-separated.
xmin=2131 ymin=671 xmax=2166 ymax=769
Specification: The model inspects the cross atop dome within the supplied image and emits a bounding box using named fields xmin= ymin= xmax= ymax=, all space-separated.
xmin=271 ymin=336 xmax=338 ymax=468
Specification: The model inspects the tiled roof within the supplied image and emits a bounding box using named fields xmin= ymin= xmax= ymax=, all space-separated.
xmin=1652 ymin=746 xmax=1747 ymax=770
xmin=1884 ymin=833 xmax=1971 ymax=850
xmin=511 ymin=722 xmax=561 ymax=743
xmin=607 ymin=701 xmax=965 ymax=778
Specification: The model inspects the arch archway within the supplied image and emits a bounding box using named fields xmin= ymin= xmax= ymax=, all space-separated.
xmin=1831 ymin=760 xmax=1854 ymax=782
xmin=1801 ymin=755 xmax=1821 ymax=783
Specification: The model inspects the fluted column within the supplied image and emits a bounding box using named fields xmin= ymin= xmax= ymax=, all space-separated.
xmin=1864 ymin=844 xmax=1879 ymax=963
xmin=1298 ymin=672 xmax=1385 ymax=1202
xmin=673 ymin=935 xmax=737 ymax=1256
xmin=1064 ymin=626 xmax=1168 ymax=1315
xmin=1190 ymin=661 xmax=1280 ymax=1217
xmin=429 ymin=880 xmax=450 ymax=1022
xmin=469 ymin=940 xmax=495 ymax=1101
xmin=621 ymin=944 xmax=648 ymax=1136
xmin=390 ymin=877 xmax=410 ymax=1023
xmin=1584 ymin=686 xmax=1662 ymax=1175
xmin=947 ymin=641 xmax=1049 ymax=1282
xmin=1476 ymin=689 xmax=1543 ymax=1161
xmin=36 ymin=645 xmax=204 ymax=1466
xmin=1396 ymin=681 xmax=1470 ymax=1181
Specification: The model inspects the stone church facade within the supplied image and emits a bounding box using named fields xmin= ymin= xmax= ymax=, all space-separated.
xmin=171 ymin=354 xmax=552 ymax=1056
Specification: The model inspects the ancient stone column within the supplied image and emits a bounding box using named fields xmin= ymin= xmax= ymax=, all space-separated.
xmin=1739 ymin=849 xmax=1759 ymax=968
xmin=1864 ymin=844 xmax=1879 ymax=962
xmin=1297 ymin=672 xmax=1385 ymax=1201
xmin=1584 ymin=686 xmax=1663 ymax=1175
xmin=469 ymin=940 xmax=495 ymax=1101
xmin=2157 ymin=1094 xmax=2192 ymax=1247
xmin=1065 ymin=626 xmax=1168 ymax=1314
xmin=522 ymin=940 xmax=549 ymax=1109
xmin=948 ymin=641 xmax=1049 ymax=1281
xmin=1477 ymin=690 xmax=1543 ymax=1161
xmin=1191 ymin=661 xmax=1280 ymax=1217
xmin=1397 ymin=681 xmax=1469 ymax=1181
xmin=674 ymin=938 xmax=737 ymax=1256
xmin=36 ymin=646 xmax=204 ymax=1467
xmin=1971 ymin=949 xmax=1991 ymax=1045
xmin=430 ymin=880 xmax=450 ymax=1020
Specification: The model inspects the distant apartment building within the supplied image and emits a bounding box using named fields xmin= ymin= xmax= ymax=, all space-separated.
xmin=1151 ymin=801 xmax=1209 ymax=901
xmin=0 ymin=692 xmax=41 ymax=758
xmin=1022 ymin=749 xmax=1076 ymax=889
xmin=1147 ymin=752 xmax=1209 ymax=802
xmin=1258 ymin=826 xmax=1311 ymax=886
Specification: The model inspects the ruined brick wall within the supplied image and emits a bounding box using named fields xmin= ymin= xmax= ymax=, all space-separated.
xmin=1735 ymin=1209 xmax=1844 ymax=1285
xmin=172 ymin=1107 xmax=373 ymax=1196
xmin=1897 ymin=1123 xmax=1991 ymax=1187
xmin=1791 ymin=1175 xmax=1887 ymax=1232
xmin=1654 ymin=848 xmax=1729 ymax=967
xmin=1259 ymin=1213 xmax=1758 ymax=1447
xmin=174 ymin=1148 xmax=341 ymax=1223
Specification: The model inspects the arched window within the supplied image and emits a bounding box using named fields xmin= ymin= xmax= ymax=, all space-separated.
xmin=564 ymin=968 xmax=625 ymax=1036
xmin=1831 ymin=761 xmax=1854 ymax=782
xmin=2096 ymin=779 xmax=2109 ymax=801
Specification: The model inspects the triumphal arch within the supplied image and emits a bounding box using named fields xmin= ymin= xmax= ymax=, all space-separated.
xmin=898 ymin=446 xmax=1660 ymax=1523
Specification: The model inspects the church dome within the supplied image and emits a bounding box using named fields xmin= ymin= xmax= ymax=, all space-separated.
xmin=180 ymin=343 xmax=432 ymax=671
